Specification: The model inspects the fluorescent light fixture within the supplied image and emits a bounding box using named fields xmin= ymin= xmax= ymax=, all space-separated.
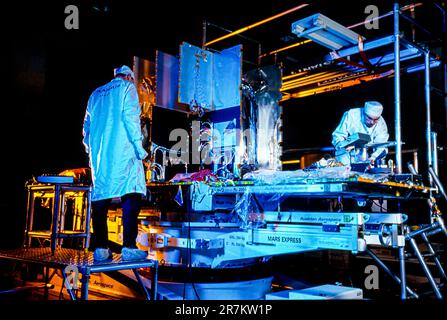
xmin=292 ymin=13 xmax=364 ymax=50
xmin=406 ymin=60 xmax=441 ymax=73
xmin=368 ymin=48 xmax=421 ymax=67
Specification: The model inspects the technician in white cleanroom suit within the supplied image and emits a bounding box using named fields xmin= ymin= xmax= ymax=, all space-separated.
xmin=83 ymin=65 xmax=149 ymax=261
xmin=332 ymin=101 xmax=389 ymax=166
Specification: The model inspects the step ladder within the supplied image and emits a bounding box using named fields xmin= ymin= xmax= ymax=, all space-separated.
xmin=405 ymin=203 xmax=447 ymax=299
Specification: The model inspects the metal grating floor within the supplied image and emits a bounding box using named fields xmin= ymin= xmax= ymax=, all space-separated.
xmin=0 ymin=248 xmax=153 ymax=270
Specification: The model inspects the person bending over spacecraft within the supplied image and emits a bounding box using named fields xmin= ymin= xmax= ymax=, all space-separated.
xmin=83 ymin=65 xmax=149 ymax=262
xmin=332 ymin=101 xmax=389 ymax=166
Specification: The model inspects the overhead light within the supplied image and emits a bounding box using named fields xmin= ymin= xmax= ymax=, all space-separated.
xmin=292 ymin=13 xmax=364 ymax=50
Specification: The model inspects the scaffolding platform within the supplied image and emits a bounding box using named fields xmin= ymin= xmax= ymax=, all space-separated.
xmin=0 ymin=248 xmax=158 ymax=300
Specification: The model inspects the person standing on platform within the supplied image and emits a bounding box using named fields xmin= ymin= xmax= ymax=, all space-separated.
xmin=83 ymin=65 xmax=149 ymax=261
xmin=332 ymin=101 xmax=389 ymax=166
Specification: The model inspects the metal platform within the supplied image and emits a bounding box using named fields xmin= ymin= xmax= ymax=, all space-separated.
xmin=0 ymin=248 xmax=158 ymax=300
xmin=149 ymin=177 xmax=433 ymax=200
xmin=208 ymin=181 xmax=432 ymax=199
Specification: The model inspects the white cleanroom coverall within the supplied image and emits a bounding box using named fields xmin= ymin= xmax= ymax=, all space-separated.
xmin=332 ymin=108 xmax=389 ymax=165
xmin=83 ymin=77 xmax=148 ymax=201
